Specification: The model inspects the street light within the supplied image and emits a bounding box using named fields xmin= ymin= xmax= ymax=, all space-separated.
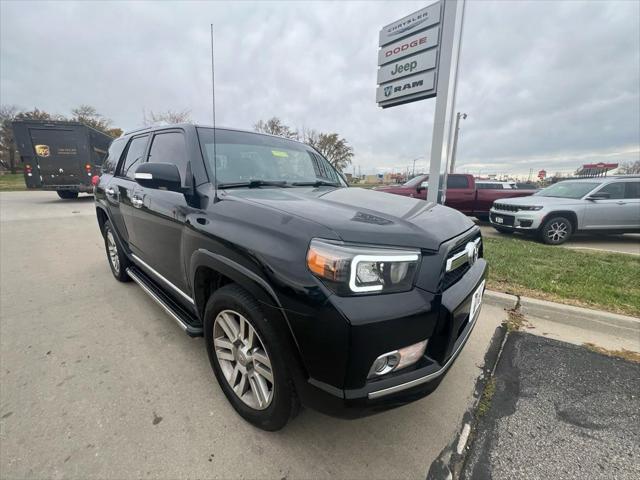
xmin=411 ymin=156 xmax=423 ymax=177
xmin=449 ymin=112 xmax=467 ymax=174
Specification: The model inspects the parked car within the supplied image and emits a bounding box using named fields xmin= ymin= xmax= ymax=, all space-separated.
xmin=94 ymin=124 xmax=487 ymax=431
xmin=12 ymin=119 xmax=113 ymax=199
xmin=377 ymin=174 xmax=537 ymax=220
xmin=490 ymin=176 xmax=640 ymax=244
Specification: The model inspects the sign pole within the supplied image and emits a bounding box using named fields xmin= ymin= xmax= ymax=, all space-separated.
xmin=426 ymin=0 xmax=466 ymax=205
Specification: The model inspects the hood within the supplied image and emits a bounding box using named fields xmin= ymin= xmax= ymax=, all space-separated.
xmin=221 ymin=187 xmax=475 ymax=250
xmin=496 ymin=195 xmax=582 ymax=206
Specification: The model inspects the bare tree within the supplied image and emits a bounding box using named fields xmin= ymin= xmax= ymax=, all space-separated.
xmin=619 ymin=160 xmax=640 ymax=175
xmin=303 ymin=130 xmax=354 ymax=173
xmin=253 ymin=117 xmax=298 ymax=140
xmin=0 ymin=105 xmax=20 ymax=173
xmin=143 ymin=108 xmax=192 ymax=126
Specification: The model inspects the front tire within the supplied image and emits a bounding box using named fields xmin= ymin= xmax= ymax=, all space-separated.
xmin=540 ymin=216 xmax=573 ymax=245
xmin=102 ymin=220 xmax=130 ymax=281
xmin=204 ymin=284 xmax=299 ymax=431
xmin=57 ymin=190 xmax=79 ymax=199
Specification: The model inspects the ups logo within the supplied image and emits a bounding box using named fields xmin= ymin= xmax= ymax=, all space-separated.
xmin=35 ymin=144 xmax=50 ymax=157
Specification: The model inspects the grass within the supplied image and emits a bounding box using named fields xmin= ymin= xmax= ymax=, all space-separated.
xmin=583 ymin=343 xmax=640 ymax=363
xmin=0 ymin=174 xmax=26 ymax=191
xmin=477 ymin=377 xmax=496 ymax=417
xmin=484 ymin=237 xmax=640 ymax=317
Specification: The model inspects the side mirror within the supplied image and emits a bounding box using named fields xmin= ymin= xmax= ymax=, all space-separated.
xmin=134 ymin=162 xmax=182 ymax=192
xmin=586 ymin=192 xmax=610 ymax=201
xmin=417 ymin=181 xmax=428 ymax=192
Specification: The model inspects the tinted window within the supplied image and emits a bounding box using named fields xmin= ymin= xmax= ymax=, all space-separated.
xmin=119 ymin=136 xmax=148 ymax=180
xmin=147 ymin=132 xmax=189 ymax=185
xmin=625 ymin=181 xmax=640 ymax=199
xmin=447 ymin=175 xmax=469 ymax=189
xmin=597 ymin=182 xmax=625 ymax=200
xmin=536 ymin=181 xmax=600 ymax=199
xmin=197 ymin=128 xmax=344 ymax=186
xmin=102 ymin=138 xmax=126 ymax=174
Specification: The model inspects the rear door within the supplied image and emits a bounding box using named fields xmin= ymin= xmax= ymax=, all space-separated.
xmin=444 ymin=175 xmax=474 ymax=214
xmin=582 ymin=181 xmax=629 ymax=229
xmin=29 ymin=128 xmax=83 ymax=186
xmin=622 ymin=181 xmax=640 ymax=228
xmin=106 ymin=134 xmax=150 ymax=251
xmin=129 ymin=130 xmax=193 ymax=297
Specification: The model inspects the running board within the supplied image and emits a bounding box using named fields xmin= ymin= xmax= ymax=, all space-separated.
xmin=126 ymin=266 xmax=203 ymax=337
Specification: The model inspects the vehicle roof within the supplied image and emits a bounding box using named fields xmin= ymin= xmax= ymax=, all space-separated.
xmin=12 ymin=118 xmax=113 ymax=137
xmin=122 ymin=123 xmax=308 ymax=145
xmin=557 ymin=176 xmax=640 ymax=183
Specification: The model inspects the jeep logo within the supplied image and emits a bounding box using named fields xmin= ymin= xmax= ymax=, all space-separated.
xmin=390 ymin=60 xmax=418 ymax=76
xmin=384 ymin=80 xmax=424 ymax=97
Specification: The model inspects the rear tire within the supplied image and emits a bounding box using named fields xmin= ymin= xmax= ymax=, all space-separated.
xmin=540 ymin=216 xmax=573 ymax=245
xmin=57 ymin=190 xmax=79 ymax=199
xmin=204 ymin=284 xmax=299 ymax=431
xmin=102 ymin=220 xmax=131 ymax=281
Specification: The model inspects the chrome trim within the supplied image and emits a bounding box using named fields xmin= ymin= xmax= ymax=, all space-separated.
xmin=368 ymin=295 xmax=484 ymax=400
xmin=445 ymin=238 xmax=481 ymax=273
xmin=135 ymin=172 xmax=153 ymax=180
xmin=131 ymin=253 xmax=195 ymax=304
xmin=126 ymin=268 xmax=188 ymax=332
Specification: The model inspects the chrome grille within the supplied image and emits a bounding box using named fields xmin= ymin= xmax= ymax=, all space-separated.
xmin=493 ymin=203 xmax=519 ymax=212
xmin=442 ymin=232 xmax=482 ymax=290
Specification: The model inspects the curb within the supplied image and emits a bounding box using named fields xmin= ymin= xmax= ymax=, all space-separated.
xmin=484 ymin=289 xmax=640 ymax=338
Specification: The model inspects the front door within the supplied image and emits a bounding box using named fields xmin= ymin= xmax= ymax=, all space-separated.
xmin=129 ymin=130 xmax=193 ymax=299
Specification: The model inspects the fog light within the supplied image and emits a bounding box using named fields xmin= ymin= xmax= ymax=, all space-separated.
xmin=368 ymin=339 xmax=428 ymax=378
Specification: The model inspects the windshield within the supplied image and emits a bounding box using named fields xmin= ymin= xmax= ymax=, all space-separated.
xmin=403 ymin=175 xmax=428 ymax=187
xmin=197 ymin=128 xmax=345 ymax=187
xmin=535 ymin=181 xmax=600 ymax=199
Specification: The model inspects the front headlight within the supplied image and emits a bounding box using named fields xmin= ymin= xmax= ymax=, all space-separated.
xmin=307 ymin=239 xmax=421 ymax=295
xmin=518 ymin=205 xmax=543 ymax=211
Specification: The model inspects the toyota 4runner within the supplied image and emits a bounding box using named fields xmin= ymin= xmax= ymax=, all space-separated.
xmin=95 ymin=124 xmax=487 ymax=431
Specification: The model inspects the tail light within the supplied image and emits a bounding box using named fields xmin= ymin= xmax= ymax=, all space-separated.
xmin=25 ymin=164 xmax=32 ymax=173
xmin=85 ymin=164 xmax=92 ymax=176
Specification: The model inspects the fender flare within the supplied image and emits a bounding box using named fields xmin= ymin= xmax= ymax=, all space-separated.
xmin=189 ymin=249 xmax=300 ymax=346
xmin=95 ymin=203 xmax=129 ymax=255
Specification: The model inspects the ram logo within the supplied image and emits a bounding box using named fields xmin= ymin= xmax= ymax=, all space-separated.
xmin=384 ymin=86 xmax=393 ymax=97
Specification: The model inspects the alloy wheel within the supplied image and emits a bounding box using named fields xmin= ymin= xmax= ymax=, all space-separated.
xmin=547 ymin=221 xmax=568 ymax=243
xmin=213 ymin=309 xmax=274 ymax=410
xmin=106 ymin=230 xmax=120 ymax=273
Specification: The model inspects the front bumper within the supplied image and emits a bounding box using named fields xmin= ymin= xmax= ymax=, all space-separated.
xmin=489 ymin=208 xmax=545 ymax=230
xmin=293 ymin=258 xmax=488 ymax=419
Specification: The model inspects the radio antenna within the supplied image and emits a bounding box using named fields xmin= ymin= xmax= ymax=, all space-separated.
xmin=210 ymin=24 xmax=219 ymax=201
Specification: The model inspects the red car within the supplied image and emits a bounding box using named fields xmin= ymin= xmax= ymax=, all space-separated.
xmin=376 ymin=174 xmax=537 ymax=220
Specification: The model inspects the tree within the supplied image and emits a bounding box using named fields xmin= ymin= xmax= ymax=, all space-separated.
xmin=253 ymin=117 xmax=298 ymax=140
xmin=71 ymin=104 xmax=112 ymax=133
xmin=619 ymin=160 xmax=640 ymax=175
xmin=143 ymin=108 xmax=192 ymax=126
xmin=303 ymin=130 xmax=354 ymax=172
xmin=0 ymin=105 xmax=20 ymax=173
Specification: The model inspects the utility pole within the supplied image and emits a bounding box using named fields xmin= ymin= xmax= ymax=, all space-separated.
xmin=448 ymin=112 xmax=467 ymax=173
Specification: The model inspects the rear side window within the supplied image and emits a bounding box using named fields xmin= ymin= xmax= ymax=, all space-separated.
xmin=625 ymin=182 xmax=640 ymax=199
xmin=147 ymin=132 xmax=189 ymax=185
xmin=102 ymin=138 xmax=126 ymax=174
xmin=119 ymin=135 xmax=149 ymax=180
xmin=597 ymin=182 xmax=625 ymax=200
xmin=447 ymin=175 xmax=469 ymax=189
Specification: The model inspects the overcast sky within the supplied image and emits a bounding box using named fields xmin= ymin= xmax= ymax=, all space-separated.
xmin=1 ymin=0 xmax=639 ymax=177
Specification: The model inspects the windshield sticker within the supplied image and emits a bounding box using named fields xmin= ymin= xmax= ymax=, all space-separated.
xmin=271 ymin=150 xmax=289 ymax=158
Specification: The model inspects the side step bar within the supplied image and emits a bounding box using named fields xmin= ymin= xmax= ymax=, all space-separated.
xmin=126 ymin=266 xmax=203 ymax=337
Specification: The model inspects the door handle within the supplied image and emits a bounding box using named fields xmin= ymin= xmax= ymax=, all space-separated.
xmin=616 ymin=201 xmax=626 ymax=205
xmin=132 ymin=196 xmax=144 ymax=209
xmin=105 ymin=187 xmax=117 ymax=198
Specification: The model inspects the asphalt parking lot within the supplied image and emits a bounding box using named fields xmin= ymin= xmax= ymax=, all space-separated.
xmin=0 ymin=191 xmax=505 ymax=480
xmin=462 ymin=332 xmax=640 ymax=480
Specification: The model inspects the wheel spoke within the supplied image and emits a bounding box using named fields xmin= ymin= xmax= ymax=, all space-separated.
xmin=253 ymin=350 xmax=272 ymax=370
xmin=249 ymin=372 xmax=270 ymax=408
xmin=234 ymin=372 xmax=248 ymax=397
xmin=229 ymin=364 xmax=241 ymax=387
xmin=254 ymin=362 xmax=273 ymax=384
xmin=218 ymin=312 xmax=239 ymax=341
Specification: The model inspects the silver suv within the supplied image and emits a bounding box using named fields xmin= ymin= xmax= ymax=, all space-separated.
xmin=489 ymin=176 xmax=640 ymax=244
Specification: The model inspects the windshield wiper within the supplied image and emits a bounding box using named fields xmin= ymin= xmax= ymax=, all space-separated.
xmin=291 ymin=180 xmax=340 ymax=187
xmin=218 ymin=180 xmax=289 ymax=189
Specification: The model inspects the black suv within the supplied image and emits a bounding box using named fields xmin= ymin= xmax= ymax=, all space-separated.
xmin=95 ymin=124 xmax=487 ymax=431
